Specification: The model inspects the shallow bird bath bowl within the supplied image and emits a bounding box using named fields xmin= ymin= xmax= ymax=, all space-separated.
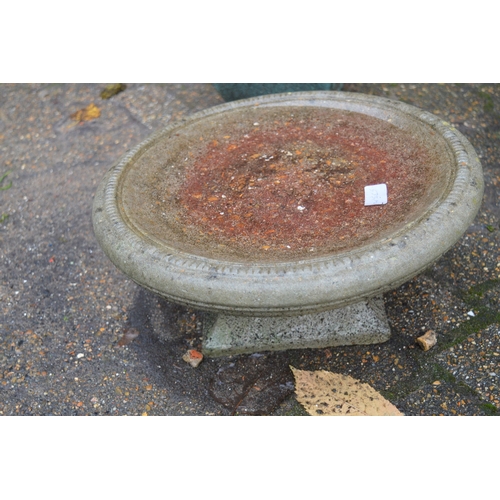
xmin=92 ymin=92 xmax=483 ymax=356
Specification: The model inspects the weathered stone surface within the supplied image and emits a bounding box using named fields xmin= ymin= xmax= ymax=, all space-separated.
xmin=182 ymin=349 xmax=204 ymax=367
xmin=92 ymin=90 xmax=483 ymax=356
xmin=417 ymin=330 xmax=438 ymax=351
xmin=93 ymin=91 xmax=483 ymax=318
xmin=202 ymin=297 xmax=391 ymax=356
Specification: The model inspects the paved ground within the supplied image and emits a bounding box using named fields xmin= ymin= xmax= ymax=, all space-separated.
xmin=1 ymin=83 xmax=499 ymax=416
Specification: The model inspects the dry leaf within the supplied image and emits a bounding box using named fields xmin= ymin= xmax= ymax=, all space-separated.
xmin=291 ymin=366 xmax=403 ymax=416
xmin=70 ymin=103 xmax=101 ymax=122
xmin=100 ymin=83 xmax=126 ymax=100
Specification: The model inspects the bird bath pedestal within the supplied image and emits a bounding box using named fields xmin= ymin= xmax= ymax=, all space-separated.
xmin=93 ymin=92 xmax=483 ymax=356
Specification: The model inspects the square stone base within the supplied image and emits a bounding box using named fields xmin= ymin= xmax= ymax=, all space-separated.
xmin=202 ymin=296 xmax=391 ymax=357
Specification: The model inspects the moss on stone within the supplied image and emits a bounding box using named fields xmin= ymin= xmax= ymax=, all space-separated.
xmin=479 ymin=403 xmax=498 ymax=415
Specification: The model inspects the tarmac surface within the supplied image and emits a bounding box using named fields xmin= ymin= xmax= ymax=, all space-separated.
xmin=1 ymin=83 xmax=499 ymax=416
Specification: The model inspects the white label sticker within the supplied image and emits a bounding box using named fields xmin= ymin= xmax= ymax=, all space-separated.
xmin=364 ymin=183 xmax=388 ymax=206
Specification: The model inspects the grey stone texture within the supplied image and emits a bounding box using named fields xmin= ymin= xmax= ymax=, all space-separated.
xmin=93 ymin=91 xmax=483 ymax=319
xmin=202 ymin=296 xmax=391 ymax=356
xmin=92 ymin=90 xmax=483 ymax=355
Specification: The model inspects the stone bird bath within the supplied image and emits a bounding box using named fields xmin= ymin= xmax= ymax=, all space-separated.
xmin=92 ymin=91 xmax=483 ymax=356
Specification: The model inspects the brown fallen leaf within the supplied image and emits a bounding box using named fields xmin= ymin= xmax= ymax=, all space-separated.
xmin=117 ymin=328 xmax=140 ymax=346
xmin=70 ymin=103 xmax=101 ymax=123
xmin=100 ymin=83 xmax=126 ymax=100
xmin=291 ymin=366 xmax=403 ymax=416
